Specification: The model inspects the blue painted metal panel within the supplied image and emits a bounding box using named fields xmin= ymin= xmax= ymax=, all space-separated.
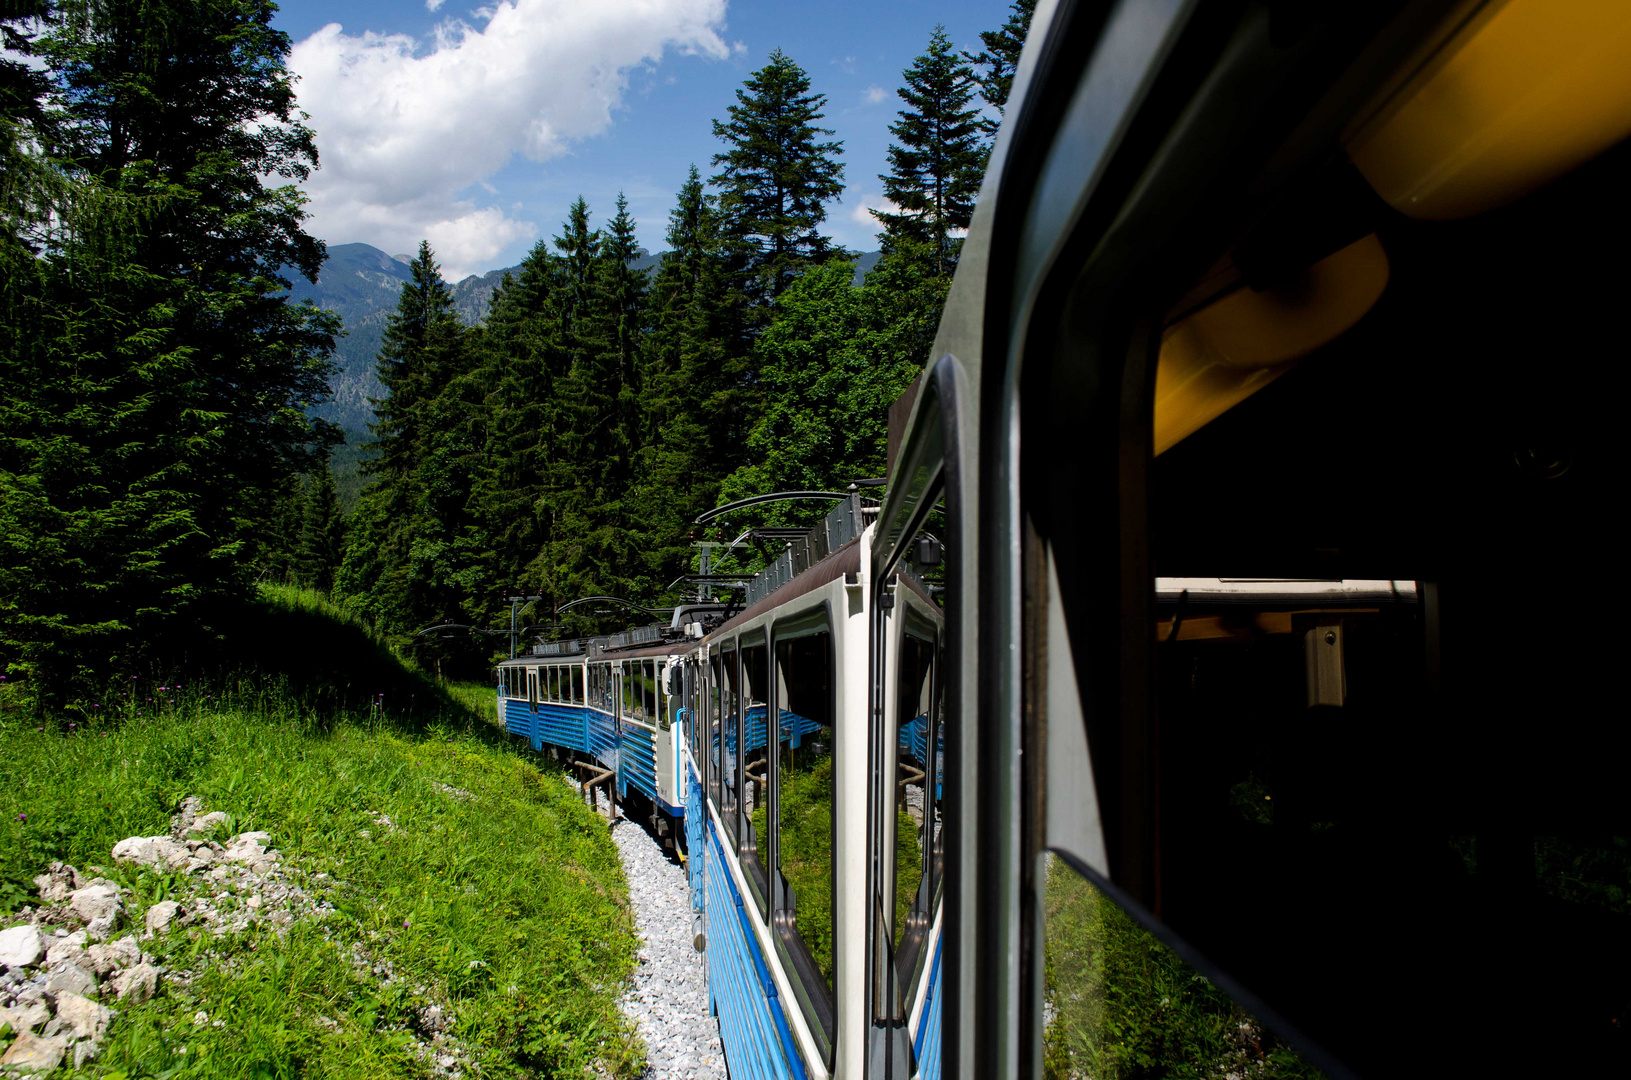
xmin=587 ymin=707 xmax=618 ymax=769
xmin=501 ymin=697 xmax=533 ymax=742
xmin=621 ymin=723 xmax=657 ymax=802
xmin=704 ymin=815 xmax=805 ymax=1080
xmin=535 ymin=703 xmax=590 ymax=755
xmin=913 ymin=937 xmax=943 ymax=1080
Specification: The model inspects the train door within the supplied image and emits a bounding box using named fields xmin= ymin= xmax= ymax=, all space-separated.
xmin=526 ymin=666 xmax=538 ymax=714
xmin=610 ymin=663 xmax=624 ymax=795
xmin=655 ymin=660 xmax=677 ymax=809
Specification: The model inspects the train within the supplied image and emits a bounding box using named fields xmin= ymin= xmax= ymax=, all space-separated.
xmin=501 ymin=0 xmax=1631 ymax=1076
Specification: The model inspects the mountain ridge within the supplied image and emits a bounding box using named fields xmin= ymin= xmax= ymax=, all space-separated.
xmin=290 ymin=242 xmax=881 ymax=437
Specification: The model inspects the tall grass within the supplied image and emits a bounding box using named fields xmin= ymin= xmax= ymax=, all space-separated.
xmin=0 ymin=587 xmax=641 ymax=1078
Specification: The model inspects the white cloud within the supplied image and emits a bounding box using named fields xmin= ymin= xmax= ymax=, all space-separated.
xmin=849 ymin=192 xmax=898 ymax=226
xmin=425 ymin=0 xmax=446 ymax=10
xmin=864 ymin=85 xmax=886 ymax=105
xmin=289 ymin=0 xmax=729 ymax=278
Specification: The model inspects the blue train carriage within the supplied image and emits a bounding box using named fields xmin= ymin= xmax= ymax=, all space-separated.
xmin=588 ymin=634 xmax=694 ymax=838
xmin=497 ymin=632 xmax=692 ymax=839
xmin=672 ymin=494 xmax=946 ymax=1080
xmin=495 ymin=640 xmax=589 ymax=754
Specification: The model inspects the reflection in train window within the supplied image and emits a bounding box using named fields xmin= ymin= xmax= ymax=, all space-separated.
xmin=1042 ymin=853 xmax=1324 ymax=1080
xmin=720 ymin=645 xmax=739 ymax=845
xmin=772 ymin=627 xmax=835 ymax=992
xmin=742 ymin=636 xmax=771 ymax=915
xmin=894 ymin=630 xmax=935 ymax=947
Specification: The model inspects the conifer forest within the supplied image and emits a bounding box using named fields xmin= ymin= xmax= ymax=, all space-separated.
xmin=0 ymin=0 xmax=1036 ymax=693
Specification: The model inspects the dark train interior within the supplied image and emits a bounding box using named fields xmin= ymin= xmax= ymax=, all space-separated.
xmin=1146 ymin=92 xmax=1629 ymax=1080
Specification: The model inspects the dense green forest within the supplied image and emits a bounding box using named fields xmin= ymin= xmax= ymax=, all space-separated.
xmin=1 ymin=0 xmax=1035 ymax=692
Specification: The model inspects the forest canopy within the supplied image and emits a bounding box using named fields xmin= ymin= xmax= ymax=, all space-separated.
xmin=0 ymin=0 xmax=1036 ymax=690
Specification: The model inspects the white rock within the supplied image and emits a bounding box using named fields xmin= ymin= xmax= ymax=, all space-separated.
xmin=0 ymin=1030 xmax=68 ymax=1072
xmin=42 ymin=962 xmax=98 ymax=999
xmin=110 ymin=836 xmax=154 ymax=865
xmin=68 ymin=883 xmax=123 ymax=926
xmin=111 ymin=835 xmax=191 ymax=870
xmin=73 ymin=1037 xmax=103 ymax=1069
xmin=221 ymin=833 xmax=271 ymax=864
xmin=53 ymin=990 xmax=111 ymax=1041
xmin=245 ymin=895 xmax=263 ymax=911
xmin=145 ymin=900 xmax=183 ymax=937
xmin=0 ymin=1000 xmax=50 ymax=1035
xmin=186 ymin=811 xmax=228 ymax=836
xmin=0 ymin=924 xmax=45 ymax=968
xmin=84 ymin=934 xmax=141 ymax=976
xmin=31 ymin=862 xmax=82 ymax=904
xmin=110 ymin=962 xmax=160 ymax=1003
xmin=43 ymin=933 xmax=86 ymax=967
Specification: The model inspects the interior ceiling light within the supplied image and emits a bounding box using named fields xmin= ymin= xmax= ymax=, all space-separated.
xmin=1346 ymin=0 xmax=1631 ymax=220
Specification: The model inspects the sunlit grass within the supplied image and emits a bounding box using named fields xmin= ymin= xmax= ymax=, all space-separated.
xmin=0 ymin=587 xmax=641 ymax=1078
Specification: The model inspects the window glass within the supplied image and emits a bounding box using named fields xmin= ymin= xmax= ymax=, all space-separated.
xmin=721 ymin=645 xmax=739 ymax=844
xmin=661 ymin=664 xmax=677 ymax=732
xmin=1043 ymin=853 xmax=1326 ymax=1079
xmin=708 ymin=657 xmax=723 ymax=811
xmin=571 ymin=666 xmax=583 ymax=704
xmin=771 ymin=629 xmax=834 ymax=992
xmin=740 ymin=638 xmax=771 ymax=912
xmin=894 ymin=631 xmax=936 ymax=947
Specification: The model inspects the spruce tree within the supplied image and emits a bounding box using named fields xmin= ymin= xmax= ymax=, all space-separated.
xmin=875 ymin=27 xmax=984 ymax=275
xmin=711 ymin=50 xmax=846 ymax=306
xmin=634 ymin=167 xmax=743 ymax=599
xmin=338 ymin=239 xmax=474 ymax=647
xmin=966 ymin=0 xmax=1037 ymax=135
xmin=369 ymin=241 xmax=465 ymax=491
xmin=471 ymin=241 xmax=563 ymax=624
xmin=0 ymin=0 xmax=338 ymax=690
xmin=298 ymin=465 xmax=346 ymax=593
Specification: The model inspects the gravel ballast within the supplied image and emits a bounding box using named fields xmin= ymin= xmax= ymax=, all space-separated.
xmin=609 ymin=812 xmax=726 ymax=1080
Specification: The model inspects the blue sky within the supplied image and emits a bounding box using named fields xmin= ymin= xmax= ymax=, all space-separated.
xmin=271 ymin=0 xmax=1011 ymax=280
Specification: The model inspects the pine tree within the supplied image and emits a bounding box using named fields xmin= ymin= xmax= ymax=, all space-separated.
xmin=632 ymin=166 xmax=744 ymax=599
xmin=298 ymin=465 xmax=346 ymax=593
xmin=471 ymin=241 xmax=564 ymax=623
xmin=0 ymin=0 xmax=338 ymax=690
xmin=965 ymin=0 xmax=1036 ymax=135
xmin=711 ymin=50 xmax=846 ymax=306
xmin=369 ymin=241 xmax=465 ymax=492
xmin=720 ymin=251 xmax=944 ymax=511
xmin=875 ymin=27 xmax=984 ymax=276
xmin=338 ymin=239 xmax=476 ymax=652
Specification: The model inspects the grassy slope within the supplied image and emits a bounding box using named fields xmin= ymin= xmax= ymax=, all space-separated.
xmin=1042 ymin=855 xmax=1323 ymax=1080
xmin=0 ymin=587 xmax=639 ymax=1079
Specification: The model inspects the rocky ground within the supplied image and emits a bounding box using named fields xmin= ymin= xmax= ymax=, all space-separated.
xmin=0 ymin=796 xmax=469 ymax=1077
xmin=569 ymin=778 xmax=727 ymax=1080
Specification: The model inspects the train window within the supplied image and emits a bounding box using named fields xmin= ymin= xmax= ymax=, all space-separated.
xmin=641 ymin=659 xmax=658 ymax=722
xmin=772 ymin=618 xmax=836 ymax=1019
xmin=570 ymin=665 xmax=583 ymax=705
xmin=660 ymin=666 xmax=676 ymax=732
xmin=893 ymin=623 xmax=938 ymax=961
xmin=1041 ymin=852 xmax=1323 ymax=1079
xmin=708 ymin=657 xmax=723 ymax=811
xmin=741 ymin=634 xmax=771 ymax=915
xmin=719 ymin=645 xmax=739 ymax=845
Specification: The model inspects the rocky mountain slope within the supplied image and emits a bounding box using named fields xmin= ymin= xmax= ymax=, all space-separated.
xmin=289 ymin=243 xmax=881 ymax=439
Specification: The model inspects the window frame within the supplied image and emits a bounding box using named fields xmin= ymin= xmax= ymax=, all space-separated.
xmin=769 ymin=603 xmax=838 ymax=1062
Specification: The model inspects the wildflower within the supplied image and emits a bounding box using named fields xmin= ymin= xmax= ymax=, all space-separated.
xmin=14 ymin=813 xmax=25 ymax=822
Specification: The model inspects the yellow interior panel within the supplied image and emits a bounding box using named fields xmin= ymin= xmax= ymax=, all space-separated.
xmin=1153 ymin=233 xmax=1390 ymax=456
xmin=1348 ymin=0 xmax=1631 ymax=220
